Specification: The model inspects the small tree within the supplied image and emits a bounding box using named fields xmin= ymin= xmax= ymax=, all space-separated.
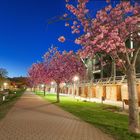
xmin=44 ymin=47 xmax=86 ymax=102
xmin=65 ymin=0 xmax=140 ymax=133
xmin=0 ymin=68 xmax=8 ymax=78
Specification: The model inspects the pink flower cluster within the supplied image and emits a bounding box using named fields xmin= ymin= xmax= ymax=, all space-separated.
xmin=64 ymin=0 xmax=140 ymax=67
xmin=28 ymin=47 xmax=86 ymax=86
xmin=64 ymin=0 xmax=90 ymax=35
xmin=44 ymin=48 xmax=86 ymax=84
xmin=28 ymin=62 xmax=50 ymax=87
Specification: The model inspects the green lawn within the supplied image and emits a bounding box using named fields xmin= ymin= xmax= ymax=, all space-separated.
xmin=0 ymin=89 xmax=24 ymax=120
xmin=36 ymin=91 xmax=140 ymax=140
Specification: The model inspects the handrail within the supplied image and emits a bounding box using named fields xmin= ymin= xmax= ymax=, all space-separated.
xmin=64 ymin=73 xmax=140 ymax=86
xmin=78 ymin=73 xmax=140 ymax=85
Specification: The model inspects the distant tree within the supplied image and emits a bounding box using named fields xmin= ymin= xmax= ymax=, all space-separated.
xmin=9 ymin=77 xmax=28 ymax=89
xmin=28 ymin=62 xmax=50 ymax=95
xmin=0 ymin=68 xmax=8 ymax=78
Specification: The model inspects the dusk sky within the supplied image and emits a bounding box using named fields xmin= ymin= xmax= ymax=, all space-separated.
xmin=0 ymin=0 xmax=109 ymax=77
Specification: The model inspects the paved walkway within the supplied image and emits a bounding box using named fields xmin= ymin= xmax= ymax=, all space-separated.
xmin=0 ymin=92 xmax=114 ymax=140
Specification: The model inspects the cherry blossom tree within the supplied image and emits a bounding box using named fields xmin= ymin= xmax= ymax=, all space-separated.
xmin=28 ymin=64 xmax=38 ymax=91
xmin=44 ymin=47 xmax=86 ymax=102
xmin=28 ymin=62 xmax=50 ymax=96
xmin=64 ymin=0 xmax=140 ymax=134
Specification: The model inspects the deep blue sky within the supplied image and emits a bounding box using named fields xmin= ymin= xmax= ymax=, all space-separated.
xmin=0 ymin=0 xmax=108 ymax=77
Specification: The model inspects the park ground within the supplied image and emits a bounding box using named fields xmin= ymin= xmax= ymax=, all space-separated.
xmin=0 ymin=91 xmax=113 ymax=140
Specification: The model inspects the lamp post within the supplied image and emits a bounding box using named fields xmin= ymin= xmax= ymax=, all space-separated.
xmin=73 ymin=76 xmax=79 ymax=97
xmin=41 ymin=84 xmax=46 ymax=96
xmin=51 ymin=82 xmax=54 ymax=85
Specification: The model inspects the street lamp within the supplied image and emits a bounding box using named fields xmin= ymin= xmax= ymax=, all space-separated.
xmin=73 ymin=76 xmax=79 ymax=82
xmin=62 ymin=82 xmax=66 ymax=86
xmin=41 ymin=84 xmax=44 ymax=88
xmin=41 ymin=84 xmax=46 ymax=96
xmin=3 ymin=82 xmax=8 ymax=90
xmin=3 ymin=83 xmax=7 ymax=86
xmin=51 ymin=82 xmax=55 ymax=85
xmin=72 ymin=76 xmax=79 ymax=96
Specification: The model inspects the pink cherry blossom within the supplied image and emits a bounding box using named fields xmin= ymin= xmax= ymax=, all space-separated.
xmin=65 ymin=22 xmax=69 ymax=27
xmin=106 ymin=0 xmax=110 ymax=3
xmin=58 ymin=36 xmax=66 ymax=42
xmin=63 ymin=13 xmax=68 ymax=18
xmin=65 ymin=0 xmax=140 ymax=63
xmin=28 ymin=62 xmax=51 ymax=87
xmin=43 ymin=47 xmax=86 ymax=102
xmin=44 ymin=47 xmax=86 ymax=84
xmin=64 ymin=1 xmax=140 ymax=131
xmin=75 ymin=39 xmax=81 ymax=44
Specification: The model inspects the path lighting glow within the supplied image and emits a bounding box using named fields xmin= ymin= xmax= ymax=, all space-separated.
xmin=51 ymin=82 xmax=54 ymax=85
xmin=62 ymin=82 xmax=66 ymax=86
xmin=3 ymin=82 xmax=8 ymax=89
xmin=63 ymin=83 xmax=66 ymax=86
xmin=41 ymin=84 xmax=45 ymax=88
xmin=3 ymin=83 xmax=8 ymax=86
xmin=73 ymin=76 xmax=79 ymax=82
xmin=123 ymin=84 xmax=127 ymax=87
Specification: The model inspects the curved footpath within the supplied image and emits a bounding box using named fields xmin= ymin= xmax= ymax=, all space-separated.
xmin=0 ymin=91 xmax=114 ymax=140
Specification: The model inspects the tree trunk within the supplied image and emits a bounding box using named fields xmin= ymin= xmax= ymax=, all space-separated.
xmin=127 ymin=65 xmax=140 ymax=134
xmin=87 ymin=58 xmax=94 ymax=81
xmin=56 ymin=83 xmax=60 ymax=102
xmin=111 ymin=60 xmax=116 ymax=83
xmin=43 ymin=85 xmax=46 ymax=96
